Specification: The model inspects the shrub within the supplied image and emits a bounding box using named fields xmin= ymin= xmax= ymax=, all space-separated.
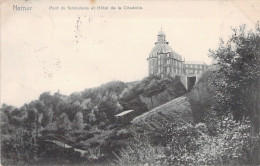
xmin=115 ymin=114 xmax=260 ymax=165
xmin=114 ymin=139 xmax=165 ymax=166
xmin=193 ymin=114 xmax=260 ymax=165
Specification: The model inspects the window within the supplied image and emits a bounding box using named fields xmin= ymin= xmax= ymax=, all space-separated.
xmin=167 ymin=67 xmax=170 ymax=73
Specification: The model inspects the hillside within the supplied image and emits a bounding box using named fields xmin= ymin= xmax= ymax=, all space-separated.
xmin=131 ymin=66 xmax=218 ymax=126
xmin=132 ymin=96 xmax=193 ymax=130
xmin=82 ymin=67 xmax=218 ymax=161
xmin=1 ymin=66 xmax=220 ymax=165
xmin=1 ymin=75 xmax=187 ymax=165
xmin=126 ymin=66 xmax=218 ymax=144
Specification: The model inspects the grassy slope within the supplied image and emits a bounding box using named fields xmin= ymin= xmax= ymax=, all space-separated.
xmin=132 ymin=96 xmax=193 ymax=130
xmin=130 ymin=66 xmax=218 ymax=131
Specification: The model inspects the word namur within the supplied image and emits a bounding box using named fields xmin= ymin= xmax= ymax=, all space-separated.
xmin=13 ymin=5 xmax=32 ymax=11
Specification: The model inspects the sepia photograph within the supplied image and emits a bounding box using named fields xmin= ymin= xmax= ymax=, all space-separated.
xmin=1 ymin=0 xmax=260 ymax=165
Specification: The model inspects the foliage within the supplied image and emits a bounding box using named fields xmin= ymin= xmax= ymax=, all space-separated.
xmin=0 ymin=81 xmax=130 ymax=164
xmin=72 ymin=111 xmax=85 ymax=131
xmin=184 ymin=66 xmax=223 ymax=123
xmin=1 ymin=128 xmax=38 ymax=165
xmin=162 ymin=124 xmax=199 ymax=165
xmin=120 ymin=75 xmax=186 ymax=111
xmin=162 ymin=115 xmax=260 ymax=165
xmin=209 ymin=23 xmax=260 ymax=132
xmin=193 ymin=114 xmax=260 ymax=165
xmin=56 ymin=113 xmax=72 ymax=133
xmin=114 ymin=137 xmax=165 ymax=166
xmin=115 ymin=114 xmax=260 ymax=165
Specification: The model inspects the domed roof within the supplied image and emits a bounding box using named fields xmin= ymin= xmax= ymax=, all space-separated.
xmin=157 ymin=30 xmax=166 ymax=36
xmin=148 ymin=30 xmax=182 ymax=61
xmin=150 ymin=43 xmax=172 ymax=57
xmin=149 ymin=43 xmax=182 ymax=61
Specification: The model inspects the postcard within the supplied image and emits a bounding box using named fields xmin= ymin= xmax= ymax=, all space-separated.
xmin=1 ymin=0 xmax=259 ymax=165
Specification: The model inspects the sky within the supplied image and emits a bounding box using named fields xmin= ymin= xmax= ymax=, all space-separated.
xmin=1 ymin=0 xmax=259 ymax=107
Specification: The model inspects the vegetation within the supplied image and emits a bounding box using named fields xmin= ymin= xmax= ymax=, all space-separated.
xmin=115 ymin=115 xmax=260 ymax=165
xmin=209 ymin=23 xmax=260 ymax=133
xmin=1 ymin=76 xmax=185 ymax=165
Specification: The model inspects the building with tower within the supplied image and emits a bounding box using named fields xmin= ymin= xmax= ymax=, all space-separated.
xmin=147 ymin=29 xmax=208 ymax=78
xmin=147 ymin=29 xmax=209 ymax=91
xmin=147 ymin=29 xmax=185 ymax=78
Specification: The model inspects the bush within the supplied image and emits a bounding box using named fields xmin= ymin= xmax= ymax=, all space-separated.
xmin=114 ymin=139 xmax=165 ymax=166
xmin=115 ymin=114 xmax=260 ymax=165
xmin=1 ymin=128 xmax=38 ymax=165
xmin=193 ymin=114 xmax=260 ymax=165
xmin=164 ymin=114 xmax=260 ymax=165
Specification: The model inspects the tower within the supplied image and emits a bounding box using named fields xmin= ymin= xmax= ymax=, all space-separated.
xmin=148 ymin=29 xmax=184 ymax=78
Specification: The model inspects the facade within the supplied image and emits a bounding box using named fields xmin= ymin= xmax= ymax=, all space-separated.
xmin=184 ymin=61 xmax=209 ymax=75
xmin=148 ymin=30 xmax=208 ymax=78
xmin=147 ymin=30 xmax=184 ymax=78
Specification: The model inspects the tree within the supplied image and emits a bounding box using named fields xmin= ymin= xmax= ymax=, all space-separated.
xmin=209 ymin=23 xmax=260 ymax=133
xmin=72 ymin=111 xmax=85 ymax=131
xmin=142 ymin=79 xmax=165 ymax=108
xmin=1 ymin=112 xmax=10 ymax=134
xmin=56 ymin=113 xmax=71 ymax=133
xmin=39 ymin=92 xmax=54 ymax=107
xmin=41 ymin=107 xmax=53 ymax=127
xmin=24 ymin=100 xmax=45 ymax=137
